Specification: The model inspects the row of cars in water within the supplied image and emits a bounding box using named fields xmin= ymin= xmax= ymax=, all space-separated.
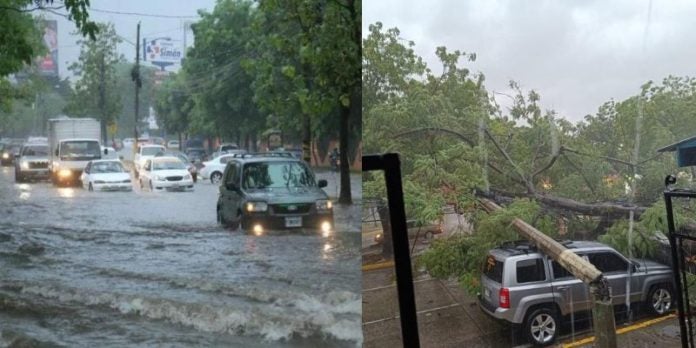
xmin=1 ymin=137 xmax=335 ymax=234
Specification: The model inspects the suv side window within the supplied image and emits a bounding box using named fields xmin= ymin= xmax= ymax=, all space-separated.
xmin=516 ymin=258 xmax=546 ymax=284
xmin=587 ymin=252 xmax=628 ymax=273
xmin=551 ymin=260 xmax=574 ymax=280
xmin=224 ymin=161 xmax=239 ymax=186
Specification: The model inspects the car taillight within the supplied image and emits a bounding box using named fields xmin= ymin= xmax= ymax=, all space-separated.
xmin=499 ymin=288 xmax=510 ymax=309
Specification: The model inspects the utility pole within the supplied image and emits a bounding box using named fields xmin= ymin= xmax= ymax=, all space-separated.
xmin=132 ymin=22 xmax=141 ymax=160
xmin=98 ymin=52 xmax=107 ymax=145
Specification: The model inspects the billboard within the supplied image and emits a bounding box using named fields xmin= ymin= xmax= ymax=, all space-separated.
xmin=39 ymin=20 xmax=59 ymax=77
xmin=144 ymin=38 xmax=182 ymax=65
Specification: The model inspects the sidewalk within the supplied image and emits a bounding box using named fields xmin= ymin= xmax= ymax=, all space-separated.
xmin=362 ymin=266 xmax=514 ymax=347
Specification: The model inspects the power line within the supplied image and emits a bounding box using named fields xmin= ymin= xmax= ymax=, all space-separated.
xmin=89 ymin=7 xmax=199 ymax=19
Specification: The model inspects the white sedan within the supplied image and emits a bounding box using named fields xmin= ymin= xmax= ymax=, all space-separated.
xmin=139 ymin=156 xmax=194 ymax=191
xmin=199 ymin=154 xmax=237 ymax=184
xmin=80 ymin=160 xmax=133 ymax=191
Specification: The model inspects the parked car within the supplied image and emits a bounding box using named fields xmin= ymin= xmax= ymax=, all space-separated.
xmin=214 ymin=143 xmax=238 ymax=153
xmin=101 ymin=146 xmax=118 ymax=160
xmin=216 ymin=154 xmax=333 ymax=234
xmin=138 ymin=156 xmax=194 ymax=191
xmin=185 ymin=138 xmax=204 ymax=152
xmin=158 ymin=151 xmax=197 ymax=183
xmin=374 ymin=220 xmax=443 ymax=244
xmin=80 ymin=160 xmax=132 ymax=191
xmin=186 ymin=147 xmax=208 ymax=164
xmin=167 ymin=140 xmax=180 ymax=149
xmin=200 ymin=154 xmax=241 ymax=184
xmin=134 ymin=144 xmax=166 ymax=177
xmin=478 ymin=240 xmax=674 ymax=346
xmin=14 ymin=143 xmax=50 ymax=182
xmin=1 ymin=143 xmax=22 ymax=166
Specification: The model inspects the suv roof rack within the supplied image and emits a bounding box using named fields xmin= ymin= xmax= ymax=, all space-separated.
xmin=232 ymin=152 xmax=295 ymax=159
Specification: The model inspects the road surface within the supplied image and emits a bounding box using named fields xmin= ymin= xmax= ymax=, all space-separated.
xmin=0 ymin=161 xmax=362 ymax=347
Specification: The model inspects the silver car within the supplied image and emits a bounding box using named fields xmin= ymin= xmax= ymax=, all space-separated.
xmin=14 ymin=143 xmax=50 ymax=182
xmin=478 ymin=240 xmax=674 ymax=346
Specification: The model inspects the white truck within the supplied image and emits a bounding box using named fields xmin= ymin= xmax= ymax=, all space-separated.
xmin=48 ymin=116 xmax=105 ymax=186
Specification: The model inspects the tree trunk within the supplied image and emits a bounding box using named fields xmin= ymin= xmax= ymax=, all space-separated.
xmin=302 ymin=114 xmax=311 ymax=164
xmin=101 ymin=120 xmax=108 ymax=145
xmin=378 ymin=202 xmax=393 ymax=259
xmin=338 ymin=104 xmax=352 ymax=204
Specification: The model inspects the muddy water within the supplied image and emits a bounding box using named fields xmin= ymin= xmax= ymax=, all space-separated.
xmin=0 ymin=166 xmax=362 ymax=347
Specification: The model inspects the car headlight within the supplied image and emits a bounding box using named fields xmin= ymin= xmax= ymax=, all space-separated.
xmin=246 ymin=201 xmax=268 ymax=212
xmin=58 ymin=169 xmax=72 ymax=178
xmin=2 ymin=153 xmax=8 ymax=159
xmin=184 ymin=174 xmax=192 ymax=180
xmin=20 ymin=161 xmax=29 ymax=170
xmin=316 ymin=199 xmax=333 ymax=211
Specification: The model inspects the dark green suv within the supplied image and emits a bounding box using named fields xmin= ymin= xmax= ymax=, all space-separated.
xmin=216 ymin=154 xmax=334 ymax=234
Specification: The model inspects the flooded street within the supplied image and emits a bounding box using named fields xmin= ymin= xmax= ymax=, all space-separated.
xmin=0 ymin=163 xmax=362 ymax=347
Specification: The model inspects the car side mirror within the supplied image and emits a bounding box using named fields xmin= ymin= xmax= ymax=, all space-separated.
xmin=226 ymin=182 xmax=237 ymax=191
xmin=55 ymin=149 xmax=59 ymax=156
xmin=104 ymin=148 xmax=108 ymax=155
xmin=14 ymin=153 xmax=20 ymax=158
xmin=318 ymin=179 xmax=328 ymax=188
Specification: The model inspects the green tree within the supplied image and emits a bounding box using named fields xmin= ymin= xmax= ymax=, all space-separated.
xmin=249 ymin=0 xmax=361 ymax=204
xmin=66 ymin=22 xmax=123 ymax=144
xmin=0 ymin=1 xmax=97 ymax=111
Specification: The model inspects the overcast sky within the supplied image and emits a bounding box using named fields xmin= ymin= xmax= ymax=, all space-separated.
xmin=363 ymin=0 xmax=696 ymax=122
xmin=44 ymin=0 xmax=216 ymax=79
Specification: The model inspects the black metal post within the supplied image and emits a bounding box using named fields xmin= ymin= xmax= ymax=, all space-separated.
xmin=363 ymin=153 xmax=421 ymax=347
xmin=665 ymin=191 xmax=690 ymax=348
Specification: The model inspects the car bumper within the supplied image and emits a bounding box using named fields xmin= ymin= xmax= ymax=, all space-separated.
xmin=478 ymin=295 xmax=515 ymax=323
xmin=152 ymin=179 xmax=194 ymax=190
xmin=94 ymin=183 xmax=133 ymax=191
xmin=18 ymin=169 xmax=50 ymax=177
xmin=242 ymin=212 xmax=334 ymax=231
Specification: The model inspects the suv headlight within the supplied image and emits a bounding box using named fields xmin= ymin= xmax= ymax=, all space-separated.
xmin=20 ymin=161 xmax=29 ymax=170
xmin=316 ymin=199 xmax=333 ymax=211
xmin=155 ymin=175 xmax=165 ymax=181
xmin=246 ymin=201 xmax=268 ymax=212
xmin=184 ymin=174 xmax=192 ymax=180
xmin=2 ymin=153 xmax=9 ymax=159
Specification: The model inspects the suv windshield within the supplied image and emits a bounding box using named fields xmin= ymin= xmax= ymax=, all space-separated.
xmin=92 ymin=161 xmax=126 ymax=173
xmin=22 ymin=145 xmax=48 ymax=156
xmin=242 ymin=161 xmax=316 ymax=189
xmin=141 ymin=147 xmax=164 ymax=156
xmin=153 ymin=160 xmax=186 ymax=170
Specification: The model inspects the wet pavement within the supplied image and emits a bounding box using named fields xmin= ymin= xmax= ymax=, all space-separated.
xmin=0 ymin=159 xmax=362 ymax=347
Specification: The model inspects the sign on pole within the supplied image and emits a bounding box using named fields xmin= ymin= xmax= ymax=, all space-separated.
xmin=38 ymin=20 xmax=59 ymax=77
xmin=144 ymin=37 xmax=182 ymax=70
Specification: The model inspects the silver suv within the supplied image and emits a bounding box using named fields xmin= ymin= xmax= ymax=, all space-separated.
xmin=478 ymin=240 xmax=674 ymax=346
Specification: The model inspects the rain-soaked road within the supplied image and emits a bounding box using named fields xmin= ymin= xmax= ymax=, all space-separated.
xmin=0 ymin=161 xmax=362 ymax=347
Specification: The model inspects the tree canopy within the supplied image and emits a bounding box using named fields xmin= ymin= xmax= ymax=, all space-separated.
xmin=364 ymin=22 xmax=696 ymax=281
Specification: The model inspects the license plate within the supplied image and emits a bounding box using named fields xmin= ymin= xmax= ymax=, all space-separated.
xmin=285 ymin=216 xmax=302 ymax=227
xmin=172 ymin=183 xmax=180 ymax=187
xmin=484 ymin=288 xmax=491 ymax=299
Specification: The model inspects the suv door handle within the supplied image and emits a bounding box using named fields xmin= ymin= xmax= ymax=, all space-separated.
xmin=556 ymin=286 xmax=569 ymax=291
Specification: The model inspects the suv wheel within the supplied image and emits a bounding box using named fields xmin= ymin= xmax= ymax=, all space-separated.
xmin=525 ymin=307 xmax=558 ymax=346
xmin=648 ymin=284 xmax=673 ymax=315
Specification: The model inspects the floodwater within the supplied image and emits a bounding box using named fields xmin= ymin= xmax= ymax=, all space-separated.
xmin=0 ymin=163 xmax=362 ymax=347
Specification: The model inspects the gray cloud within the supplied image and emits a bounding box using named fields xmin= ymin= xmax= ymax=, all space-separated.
xmin=364 ymin=0 xmax=696 ymax=122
